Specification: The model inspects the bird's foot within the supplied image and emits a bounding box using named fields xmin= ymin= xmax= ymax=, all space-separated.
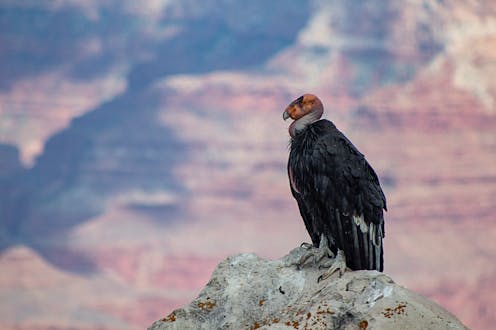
xmin=300 ymin=242 xmax=313 ymax=249
xmin=318 ymin=249 xmax=347 ymax=282
xmin=296 ymin=234 xmax=333 ymax=270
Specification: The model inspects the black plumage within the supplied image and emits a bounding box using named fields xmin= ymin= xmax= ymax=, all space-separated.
xmin=285 ymin=95 xmax=386 ymax=271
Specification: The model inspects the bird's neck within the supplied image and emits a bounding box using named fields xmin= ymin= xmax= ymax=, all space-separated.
xmin=289 ymin=110 xmax=323 ymax=138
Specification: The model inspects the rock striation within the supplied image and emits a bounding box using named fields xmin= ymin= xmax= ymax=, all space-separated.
xmin=148 ymin=247 xmax=468 ymax=330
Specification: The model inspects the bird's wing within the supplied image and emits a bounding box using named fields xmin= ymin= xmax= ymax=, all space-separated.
xmin=289 ymin=181 xmax=321 ymax=246
xmin=305 ymin=129 xmax=386 ymax=270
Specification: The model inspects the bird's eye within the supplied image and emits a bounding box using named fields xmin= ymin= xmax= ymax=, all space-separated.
xmin=296 ymin=95 xmax=304 ymax=105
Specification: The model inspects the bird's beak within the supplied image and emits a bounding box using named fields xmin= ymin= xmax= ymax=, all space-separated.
xmin=283 ymin=110 xmax=290 ymax=121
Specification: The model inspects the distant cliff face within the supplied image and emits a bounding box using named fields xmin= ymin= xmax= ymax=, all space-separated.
xmin=0 ymin=0 xmax=311 ymax=242
xmin=0 ymin=1 xmax=495 ymax=330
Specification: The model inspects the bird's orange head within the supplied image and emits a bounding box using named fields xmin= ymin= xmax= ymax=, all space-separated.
xmin=283 ymin=94 xmax=323 ymax=121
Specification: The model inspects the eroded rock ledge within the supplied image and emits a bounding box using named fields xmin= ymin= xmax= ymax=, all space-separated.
xmin=148 ymin=247 xmax=467 ymax=330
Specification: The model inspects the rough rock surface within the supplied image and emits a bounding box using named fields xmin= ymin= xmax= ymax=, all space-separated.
xmin=148 ymin=247 xmax=468 ymax=330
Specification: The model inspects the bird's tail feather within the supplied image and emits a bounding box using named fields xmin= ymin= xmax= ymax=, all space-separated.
xmin=369 ymin=223 xmax=384 ymax=272
xmin=331 ymin=210 xmax=384 ymax=271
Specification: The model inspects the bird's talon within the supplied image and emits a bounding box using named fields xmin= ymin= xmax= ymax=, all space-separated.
xmin=300 ymin=242 xmax=313 ymax=249
xmin=318 ymin=249 xmax=347 ymax=282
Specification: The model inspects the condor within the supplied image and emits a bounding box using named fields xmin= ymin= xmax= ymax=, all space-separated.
xmin=284 ymin=94 xmax=387 ymax=276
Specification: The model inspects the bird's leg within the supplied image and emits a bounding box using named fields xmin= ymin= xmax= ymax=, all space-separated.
xmin=314 ymin=234 xmax=334 ymax=263
xmin=318 ymin=249 xmax=347 ymax=282
xmin=297 ymin=234 xmax=334 ymax=269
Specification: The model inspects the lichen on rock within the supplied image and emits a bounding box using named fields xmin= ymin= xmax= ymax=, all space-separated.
xmin=148 ymin=247 xmax=468 ymax=330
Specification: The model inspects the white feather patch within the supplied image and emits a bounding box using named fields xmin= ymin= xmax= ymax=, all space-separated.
xmin=370 ymin=223 xmax=380 ymax=247
xmin=353 ymin=214 xmax=368 ymax=233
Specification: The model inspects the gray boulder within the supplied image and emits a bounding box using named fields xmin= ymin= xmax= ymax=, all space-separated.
xmin=148 ymin=247 xmax=468 ymax=330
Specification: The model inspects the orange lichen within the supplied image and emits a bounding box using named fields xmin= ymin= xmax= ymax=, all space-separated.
xmin=358 ymin=319 xmax=368 ymax=329
xmin=284 ymin=320 xmax=300 ymax=329
xmin=382 ymin=302 xmax=407 ymax=318
xmin=307 ymin=312 xmax=312 ymax=320
xmin=251 ymin=321 xmax=261 ymax=329
xmin=160 ymin=312 xmax=176 ymax=322
xmin=259 ymin=299 xmax=265 ymax=306
xmin=197 ymin=299 xmax=216 ymax=311
xmin=316 ymin=305 xmax=334 ymax=315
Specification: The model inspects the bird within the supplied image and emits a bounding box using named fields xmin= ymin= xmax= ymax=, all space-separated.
xmin=283 ymin=94 xmax=386 ymax=276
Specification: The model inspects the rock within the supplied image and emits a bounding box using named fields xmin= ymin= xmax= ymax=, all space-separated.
xmin=148 ymin=247 xmax=467 ymax=330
